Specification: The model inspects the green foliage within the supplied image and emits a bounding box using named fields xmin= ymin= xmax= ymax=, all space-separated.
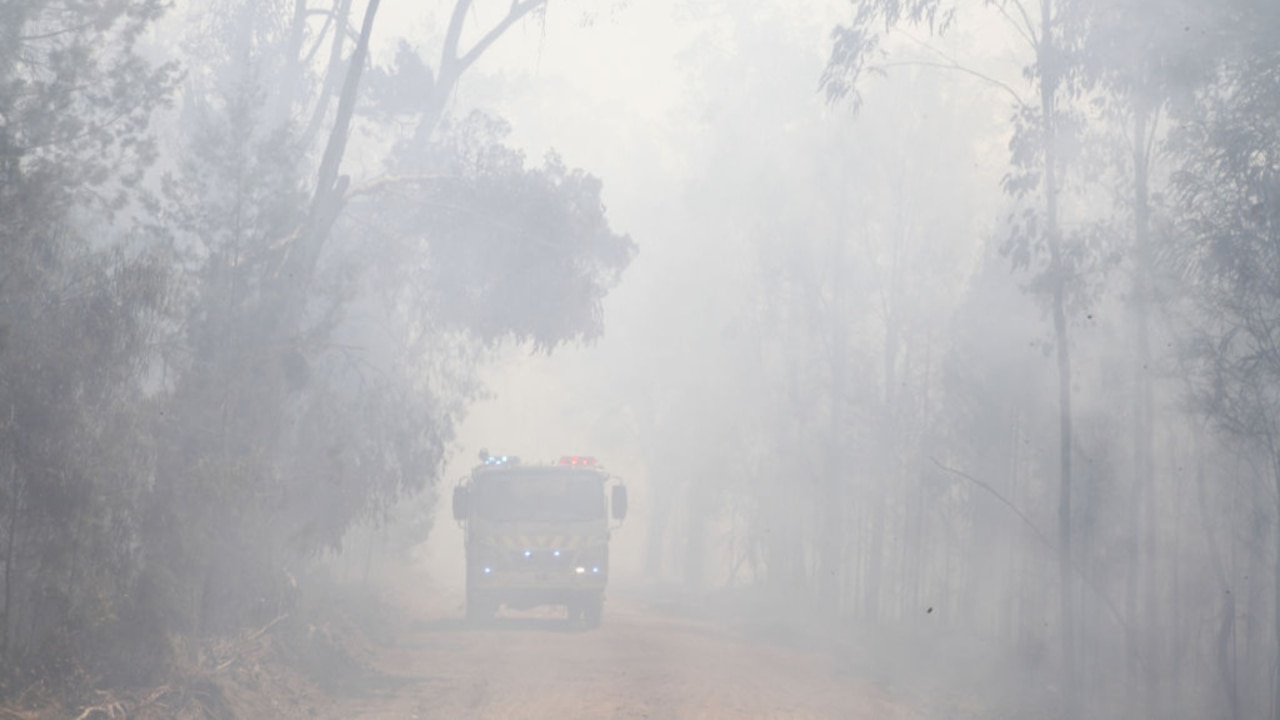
xmin=1168 ymin=0 xmax=1280 ymax=440
xmin=0 ymin=0 xmax=177 ymax=213
xmin=1 ymin=0 xmax=636 ymax=701
xmin=361 ymin=111 xmax=637 ymax=352
xmin=0 ymin=0 xmax=178 ymax=693
xmin=821 ymin=0 xmax=956 ymax=109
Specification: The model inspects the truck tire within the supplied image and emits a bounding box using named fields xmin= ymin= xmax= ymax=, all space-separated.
xmin=466 ymin=590 xmax=495 ymax=623
xmin=583 ymin=595 xmax=603 ymax=629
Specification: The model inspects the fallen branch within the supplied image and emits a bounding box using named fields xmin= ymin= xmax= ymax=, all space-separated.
xmin=72 ymin=693 xmax=126 ymax=720
xmin=215 ymin=613 xmax=289 ymax=671
xmin=929 ymin=456 xmax=1056 ymax=554
xmin=930 ymin=456 xmax=1149 ymax=676
xmin=248 ymin=612 xmax=289 ymax=643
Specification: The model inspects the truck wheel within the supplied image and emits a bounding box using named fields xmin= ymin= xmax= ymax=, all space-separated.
xmin=567 ymin=602 xmax=584 ymax=624
xmin=466 ymin=591 xmax=495 ymax=623
xmin=583 ymin=596 xmax=603 ymax=629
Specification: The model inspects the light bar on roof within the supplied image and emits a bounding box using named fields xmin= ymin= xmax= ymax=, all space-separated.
xmin=558 ymin=455 xmax=598 ymax=466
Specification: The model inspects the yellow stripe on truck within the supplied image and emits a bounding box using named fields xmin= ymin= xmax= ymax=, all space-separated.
xmin=486 ymin=536 xmax=597 ymax=550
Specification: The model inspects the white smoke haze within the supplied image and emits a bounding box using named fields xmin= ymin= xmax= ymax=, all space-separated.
xmin=0 ymin=1 xmax=1275 ymax=718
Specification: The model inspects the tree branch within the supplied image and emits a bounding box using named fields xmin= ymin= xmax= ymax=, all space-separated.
xmin=414 ymin=0 xmax=546 ymax=148
xmin=1002 ymin=0 xmax=1040 ymax=49
xmin=877 ymin=59 xmax=1027 ymax=107
xmin=280 ymin=0 xmax=380 ymax=288
xmin=442 ymin=0 xmax=474 ymax=67
xmin=990 ymin=0 xmax=1037 ymax=49
xmin=301 ymin=0 xmax=353 ymax=151
xmin=930 ymin=456 xmax=1055 ymax=553
xmin=302 ymin=1 xmax=343 ymax=65
xmin=457 ymin=0 xmax=547 ymax=73
xmin=930 ymin=456 xmax=1149 ymax=675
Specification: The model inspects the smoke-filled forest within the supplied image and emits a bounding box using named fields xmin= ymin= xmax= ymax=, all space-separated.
xmin=1 ymin=1 xmax=1278 ymax=719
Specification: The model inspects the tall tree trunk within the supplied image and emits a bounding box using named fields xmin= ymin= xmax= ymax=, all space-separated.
xmin=271 ymin=0 xmax=381 ymax=331
xmin=1 ymin=467 xmax=18 ymax=662
xmin=864 ymin=493 xmax=884 ymax=622
xmin=300 ymin=0 xmax=353 ymax=151
xmin=644 ymin=478 xmax=672 ymax=577
xmin=1038 ymin=2 xmax=1076 ymax=716
xmin=819 ymin=231 xmax=848 ymax=614
xmin=1005 ymin=417 xmax=1024 ymax=640
xmin=1194 ymin=428 xmax=1240 ymax=719
xmin=270 ymin=0 xmax=310 ymax=129
xmin=1130 ymin=99 xmax=1159 ymax=719
xmin=290 ymin=0 xmax=382 ymax=288
xmin=684 ymin=476 xmax=707 ymax=587
xmin=410 ymin=0 xmax=548 ymax=151
xmin=1272 ymin=447 xmax=1280 ymax=720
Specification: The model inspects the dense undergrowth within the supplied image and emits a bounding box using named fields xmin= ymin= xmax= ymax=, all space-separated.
xmin=0 ymin=573 xmax=407 ymax=720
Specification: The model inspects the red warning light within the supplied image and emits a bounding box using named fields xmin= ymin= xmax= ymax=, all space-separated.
xmin=559 ymin=455 xmax=598 ymax=466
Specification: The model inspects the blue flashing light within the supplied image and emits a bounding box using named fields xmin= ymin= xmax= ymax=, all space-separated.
xmin=591 ymin=567 xmax=600 ymax=574
xmin=484 ymin=454 xmax=521 ymax=466
xmin=483 ymin=567 xmax=492 ymax=574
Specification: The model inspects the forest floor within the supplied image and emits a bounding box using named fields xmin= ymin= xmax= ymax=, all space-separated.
xmin=311 ymin=590 xmax=915 ymax=719
xmin=3 ymin=568 xmax=1030 ymax=719
xmin=282 ymin=569 xmax=1017 ymax=720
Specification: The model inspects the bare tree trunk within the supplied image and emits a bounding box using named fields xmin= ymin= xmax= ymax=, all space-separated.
xmin=1 ymin=466 xmax=18 ymax=662
xmin=684 ymin=477 xmax=707 ymax=587
xmin=1129 ymin=98 xmax=1160 ymax=720
xmin=295 ymin=0 xmax=381 ymax=281
xmin=1272 ymin=448 xmax=1280 ymax=720
xmin=410 ymin=0 xmax=548 ymax=150
xmin=1038 ymin=2 xmax=1076 ymax=716
xmin=864 ymin=494 xmax=884 ymax=622
xmin=300 ymin=0 xmax=353 ymax=151
xmin=270 ymin=0 xmax=311 ymax=129
xmin=1195 ymin=429 xmax=1240 ymax=720
xmin=362 ymin=524 xmax=376 ymax=587
xmin=644 ymin=479 xmax=672 ymax=577
xmin=818 ymin=230 xmax=848 ymax=615
xmin=1005 ymin=418 xmax=1023 ymax=639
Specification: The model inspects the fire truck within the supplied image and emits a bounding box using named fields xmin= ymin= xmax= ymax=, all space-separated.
xmin=451 ymin=451 xmax=628 ymax=628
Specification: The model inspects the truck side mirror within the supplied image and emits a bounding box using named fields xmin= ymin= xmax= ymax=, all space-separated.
xmin=452 ymin=486 xmax=469 ymax=521
xmin=611 ymin=485 xmax=628 ymax=521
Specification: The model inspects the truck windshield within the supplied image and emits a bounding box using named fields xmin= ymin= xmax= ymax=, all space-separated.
xmin=471 ymin=471 xmax=605 ymax=522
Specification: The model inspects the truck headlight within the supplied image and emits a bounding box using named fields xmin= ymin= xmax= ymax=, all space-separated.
xmin=575 ymin=566 xmax=586 ymax=574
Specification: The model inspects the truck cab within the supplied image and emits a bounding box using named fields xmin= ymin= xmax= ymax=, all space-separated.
xmin=452 ymin=452 xmax=628 ymax=628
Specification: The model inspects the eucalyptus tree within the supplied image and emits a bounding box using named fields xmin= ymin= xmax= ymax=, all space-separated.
xmin=1169 ymin=3 xmax=1280 ymax=717
xmin=0 ymin=0 xmax=177 ymax=689
xmin=1071 ymin=0 xmax=1218 ymax=713
xmin=146 ymin=0 xmax=633 ymax=637
xmin=823 ymin=1 xmax=1096 ymax=715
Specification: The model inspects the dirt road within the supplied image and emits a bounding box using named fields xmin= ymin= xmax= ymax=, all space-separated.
xmin=315 ymin=584 xmax=922 ymax=720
